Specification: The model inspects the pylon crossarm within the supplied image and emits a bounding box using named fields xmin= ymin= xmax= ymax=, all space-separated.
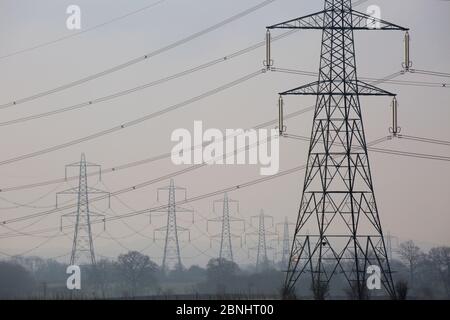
xmin=268 ymin=9 xmax=408 ymax=31
xmin=356 ymin=81 xmax=396 ymax=96
xmin=280 ymin=80 xmax=396 ymax=96
xmin=350 ymin=10 xmax=408 ymax=31
xmin=267 ymin=10 xmax=327 ymax=30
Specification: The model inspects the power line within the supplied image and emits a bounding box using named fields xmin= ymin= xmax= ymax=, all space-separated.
xmin=0 ymin=30 xmax=297 ymax=128
xmin=283 ymin=133 xmax=450 ymax=162
xmin=410 ymin=69 xmax=450 ymax=79
xmin=0 ymin=0 xmax=168 ymax=61
xmin=369 ymin=147 xmax=450 ymax=162
xmin=0 ymin=69 xmax=408 ymax=185
xmin=0 ymin=230 xmax=63 ymax=257
xmin=0 ymin=104 xmax=313 ymax=193
xmin=4 ymin=134 xmax=447 ymax=243
xmin=0 ymin=0 xmax=276 ymax=110
xmin=2 ymin=137 xmax=448 ymax=241
xmin=2 ymin=132 xmax=449 ymax=229
xmin=0 ymin=69 xmax=264 ymax=167
xmin=272 ymin=67 xmax=449 ymax=88
xmin=400 ymin=134 xmax=450 ymax=147
xmin=0 ymin=134 xmax=277 ymax=225
xmin=0 ymin=182 xmax=64 ymax=210
xmin=0 ymin=135 xmax=387 ymax=230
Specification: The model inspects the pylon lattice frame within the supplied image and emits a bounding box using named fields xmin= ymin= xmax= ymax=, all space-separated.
xmin=58 ymin=153 xmax=109 ymax=266
xmin=247 ymin=210 xmax=276 ymax=270
xmin=268 ymin=0 xmax=408 ymax=299
xmin=207 ymin=193 xmax=244 ymax=262
xmin=276 ymin=217 xmax=295 ymax=270
xmin=153 ymin=179 xmax=192 ymax=272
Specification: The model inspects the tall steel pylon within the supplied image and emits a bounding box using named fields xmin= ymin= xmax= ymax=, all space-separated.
xmin=207 ymin=193 xmax=244 ymax=262
xmin=267 ymin=0 xmax=408 ymax=299
xmin=153 ymin=179 xmax=192 ymax=272
xmin=58 ymin=153 xmax=109 ymax=266
xmin=247 ymin=210 xmax=276 ymax=270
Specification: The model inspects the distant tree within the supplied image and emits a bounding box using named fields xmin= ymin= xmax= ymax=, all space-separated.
xmin=93 ymin=259 xmax=117 ymax=298
xmin=398 ymin=240 xmax=422 ymax=287
xmin=0 ymin=261 xmax=35 ymax=298
xmin=186 ymin=265 xmax=206 ymax=279
xmin=312 ymin=279 xmax=330 ymax=300
xmin=427 ymin=246 xmax=450 ymax=298
xmin=206 ymin=258 xmax=239 ymax=293
xmin=20 ymin=257 xmax=67 ymax=287
xmin=207 ymin=258 xmax=239 ymax=280
xmin=116 ymin=251 xmax=158 ymax=297
xmin=395 ymin=280 xmax=409 ymax=300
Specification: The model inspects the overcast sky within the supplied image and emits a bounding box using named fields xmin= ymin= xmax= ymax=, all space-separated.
xmin=0 ymin=0 xmax=448 ymax=267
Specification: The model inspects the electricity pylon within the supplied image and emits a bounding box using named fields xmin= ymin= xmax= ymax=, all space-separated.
xmin=267 ymin=0 xmax=408 ymax=299
xmin=58 ymin=153 xmax=109 ymax=266
xmin=207 ymin=193 xmax=245 ymax=262
xmin=247 ymin=210 xmax=276 ymax=271
xmin=153 ymin=179 xmax=192 ymax=272
xmin=275 ymin=217 xmax=295 ymax=270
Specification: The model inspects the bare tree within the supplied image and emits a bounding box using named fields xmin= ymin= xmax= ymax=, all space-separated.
xmin=395 ymin=280 xmax=409 ymax=300
xmin=116 ymin=251 xmax=158 ymax=297
xmin=398 ymin=240 xmax=422 ymax=288
xmin=427 ymin=246 xmax=450 ymax=298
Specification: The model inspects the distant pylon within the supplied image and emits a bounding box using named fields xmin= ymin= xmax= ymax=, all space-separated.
xmin=58 ymin=153 xmax=109 ymax=266
xmin=247 ymin=210 xmax=276 ymax=270
xmin=153 ymin=179 xmax=192 ymax=272
xmin=267 ymin=0 xmax=408 ymax=299
xmin=275 ymin=217 xmax=295 ymax=270
xmin=207 ymin=193 xmax=245 ymax=262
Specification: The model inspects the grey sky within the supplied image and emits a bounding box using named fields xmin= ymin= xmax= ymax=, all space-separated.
xmin=0 ymin=0 xmax=448 ymax=267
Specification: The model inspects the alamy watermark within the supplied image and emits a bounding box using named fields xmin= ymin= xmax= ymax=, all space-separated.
xmin=366 ymin=265 xmax=382 ymax=290
xmin=171 ymin=121 xmax=279 ymax=176
xmin=66 ymin=5 xmax=81 ymax=30
xmin=366 ymin=5 xmax=382 ymax=29
xmin=66 ymin=265 xmax=81 ymax=290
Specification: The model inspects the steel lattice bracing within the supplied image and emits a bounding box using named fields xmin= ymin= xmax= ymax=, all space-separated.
xmin=256 ymin=211 xmax=268 ymax=269
xmin=219 ymin=193 xmax=234 ymax=261
xmin=163 ymin=180 xmax=181 ymax=270
xmin=247 ymin=211 xmax=276 ymax=270
xmin=59 ymin=154 xmax=108 ymax=266
xmin=208 ymin=193 xmax=244 ymax=263
xmin=269 ymin=0 xmax=408 ymax=299
xmin=281 ymin=217 xmax=291 ymax=270
xmin=71 ymin=154 xmax=95 ymax=265
xmin=153 ymin=179 xmax=192 ymax=272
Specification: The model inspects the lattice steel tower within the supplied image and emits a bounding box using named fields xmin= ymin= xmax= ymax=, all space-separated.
xmin=247 ymin=210 xmax=275 ymax=270
xmin=58 ymin=153 xmax=108 ymax=266
xmin=208 ymin=193 xmax=244 ymax=262
xmin=280 ymin=217 xmax=293 ymax=270
xmin=267 ymin=0 xmax=408 ymax=299
xmin=153 ymin=179 xmax=192 ymax=272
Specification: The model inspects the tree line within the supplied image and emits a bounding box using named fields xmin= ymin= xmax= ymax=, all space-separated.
xmin=0 ymin=241 xmax=449 ymax=299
